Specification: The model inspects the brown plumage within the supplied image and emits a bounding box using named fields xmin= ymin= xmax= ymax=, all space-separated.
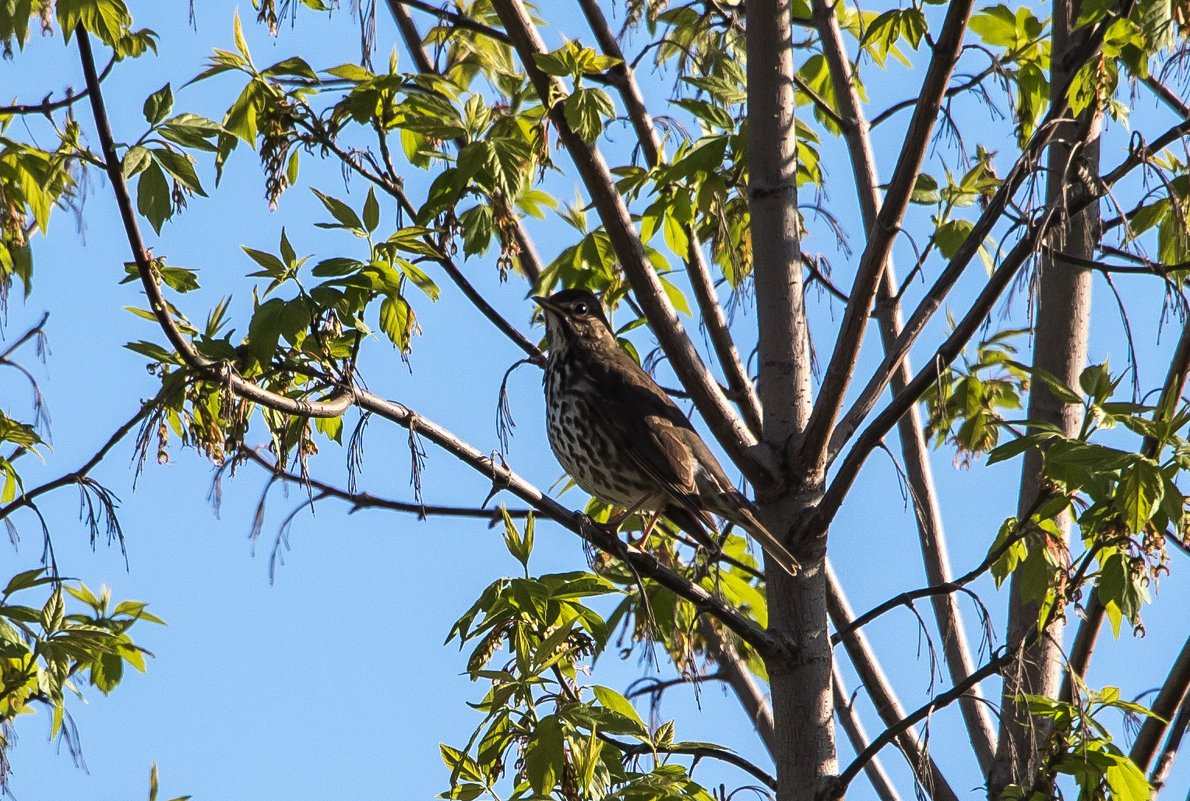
xmin=534 ymin=289 xmax=799 ymax=576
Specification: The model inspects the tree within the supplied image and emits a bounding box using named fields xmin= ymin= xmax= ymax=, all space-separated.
xmin=3 ymin=0 xmax=1190 ymax=799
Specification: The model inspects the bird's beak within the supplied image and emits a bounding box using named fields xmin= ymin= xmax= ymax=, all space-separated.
xmin=532 ymin=296 xmax=561 ymax=315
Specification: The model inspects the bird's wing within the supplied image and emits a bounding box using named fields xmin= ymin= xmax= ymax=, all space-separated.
xmin=579 ymin=352 xmax=717 ymax=530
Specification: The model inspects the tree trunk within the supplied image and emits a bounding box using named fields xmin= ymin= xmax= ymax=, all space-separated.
xmin=989 ymin=0 xmax=1101 ymax=793
xmin=746 ymin=0 xmax=835 ymax=797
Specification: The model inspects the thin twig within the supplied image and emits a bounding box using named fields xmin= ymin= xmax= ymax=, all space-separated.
xmin=0 ymin=398 xmax=158 ymax=523
xmin=239 ymin=446 xmax=532 ymax=520
xmin=0 ymin=55 xmax=116 ymax=116
xmin=389 ymin=0 xmax=510 ymax=43
xmin=606 ymin=736 xmax=776 ymax=790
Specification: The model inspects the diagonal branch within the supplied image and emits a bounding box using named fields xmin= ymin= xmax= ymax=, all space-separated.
xmin=808 ymin=0 xmax=995 ymax=770
xmin=352 ymin=388 xmax=792 ymax=662
xmin=486 ymin=0 xmax=768 ymax=482
xmin=0 ymin=397 xmax=158 ymax=524
xmin=77 ymin=28 xmax=354 ymax=419
xmin=389 ymin=0 xmax=510 ymax=43
xmin=833 ymin=666 xmax=904 ymax=801
xmin=1129 ymin=633 xmax=1190 ymax=775
xmin=825 ymin=561 xmax=959 ymax=801
xmin=238 ymin=445 xmax=533 ymax=520
xmin=699 ymin=618 xmax=776 ymax=757
xmin=799 ymin=0 xmax=976 ymax=476
xmin=0 ymin=54 xmax=116 ymax=116
xmin=575 ymin=0 xmax=763 ymax=434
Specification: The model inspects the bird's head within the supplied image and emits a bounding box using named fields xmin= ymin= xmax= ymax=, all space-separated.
xmin=533 ymin=289 xmax=615 ymax=353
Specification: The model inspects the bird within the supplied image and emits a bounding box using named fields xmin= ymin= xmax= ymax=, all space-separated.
xmin=533 ymin=288 xmax=799 ymax=576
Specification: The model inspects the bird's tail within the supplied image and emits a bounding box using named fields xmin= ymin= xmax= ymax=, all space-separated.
xmin=716 ymin=494 xmax=800 ymax=576
xmin=740 ymin=517 xmax=800 ymax=576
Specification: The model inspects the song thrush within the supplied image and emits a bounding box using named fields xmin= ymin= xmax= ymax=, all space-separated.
xmin=534 ymin=289 xmax=799 ymax=576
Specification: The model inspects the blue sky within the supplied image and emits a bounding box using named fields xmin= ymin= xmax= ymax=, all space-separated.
xmin=5 ymin=2 xmax=1190 ymax=800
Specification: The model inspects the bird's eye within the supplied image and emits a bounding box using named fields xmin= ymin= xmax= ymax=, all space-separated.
xmin=573 ymin=302 xmax=589 ymax=315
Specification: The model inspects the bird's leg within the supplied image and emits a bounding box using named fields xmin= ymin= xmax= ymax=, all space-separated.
xmin=604 ymin=495 xmax=654 ymax=543
xmin=632 ymin=512 xmax=663 ymax=549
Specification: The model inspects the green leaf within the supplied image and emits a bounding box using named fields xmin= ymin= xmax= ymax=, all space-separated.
xmin=1116 ymin=457 xmax=1163 ymax=534
xmin=311 ymin=188 xmax=364 ymax=232
xmin=379 ymin=294 xmax=414 ymax=352
xmin=232 ymin=9 xmax=252 ymax=66
xmin=363 ymin=187 xmax=380 ymax=234
xmin=459 ymin=204 xmax=493 ymax=257
xmin=523 ymin=715 xmax=564 ymax=794
xmin=123 ymin=144 xmax=152 ymax=179
xmin=242 ymin=246 xmax=286 ymax=278
xmin=142 ymin=83 xmax=174 ymax=125
xmin=262 ymin=56 xmax=318 ymax=81
xmin=153 ymin=148 xmax=206 ymax=196
xmin=910 ymin=173 xmax=940 ymax=205
xmin=136 ymin=160 xmax=172 ymax=233
xmin=563 ymin=88 xmax=615 ymax=143
xmin=592 ymin=686 xmax=647 ymax=735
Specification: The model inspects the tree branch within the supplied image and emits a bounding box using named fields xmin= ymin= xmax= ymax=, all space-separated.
xmin=388 ymin=0 xmax=510 ymax=44
xmin=1130 ymin=633 xmax=1190 ymax=774
xmin=575 ymin=0 xmax=763 ymax=435
xmin=833 ymin=665 xmax=904 ymax=801
xmin=291 ymin=115 xmax=545 ymax=366
xmin=351 ymin=389 xmax=793 ymax=662
xmin=699 ymin=618 xmax=776 ymax=757
xmin=799 ymin=0 xmax=976 ymax=476
xmin=0 ymin=397 xmax=158 ymax=523
xmin=238 ymin=445 xmax=533 ymax=520
xmin=78 ymin=28 xmax=354 ymax=419
xmin=825 ymin=561 xmax=960 ymax=801
xmin=0 ymin=55 xmax=116 ymax=117
xmin=607 ymin=736 xmax=776 ymax=790
xmin=1060 ymin=313 xmax=1190 ymax=707
xmin=487 ymin=0 xmax=768 ymax=482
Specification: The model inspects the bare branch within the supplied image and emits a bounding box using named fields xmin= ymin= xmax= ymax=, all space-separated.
xmin=1130 ymin=634 xmax=1190 ymax=774
xmin=388 ymin=0 xmax=510 ymax=43
xmin=825 ymin=562 xmax=960 ymax=801
xmin=1149 ymin=695 xmax=1190 ymax=792
xmin=0 ymin=55 xmax=116 ymax=116
xmin=833 ymin=666 xmax=904 ymax=801
xmin=238 ymin=446 xmax=533 ymax=520
xmin=605 ymin=735 xmax=776 ymax=790
xmin=799 ymin=0 xmax=977 ymax=476
xmin=0 ymin=397 xmax=158 ymax=524
xmin=700 ymin=618 xmax=776 ymax=757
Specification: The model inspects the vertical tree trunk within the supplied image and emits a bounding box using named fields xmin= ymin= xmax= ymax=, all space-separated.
xmin=989 ymin=0 xmax=1101 ymax=793
xmin=746 ymin=1 xmax=834 ymax=797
